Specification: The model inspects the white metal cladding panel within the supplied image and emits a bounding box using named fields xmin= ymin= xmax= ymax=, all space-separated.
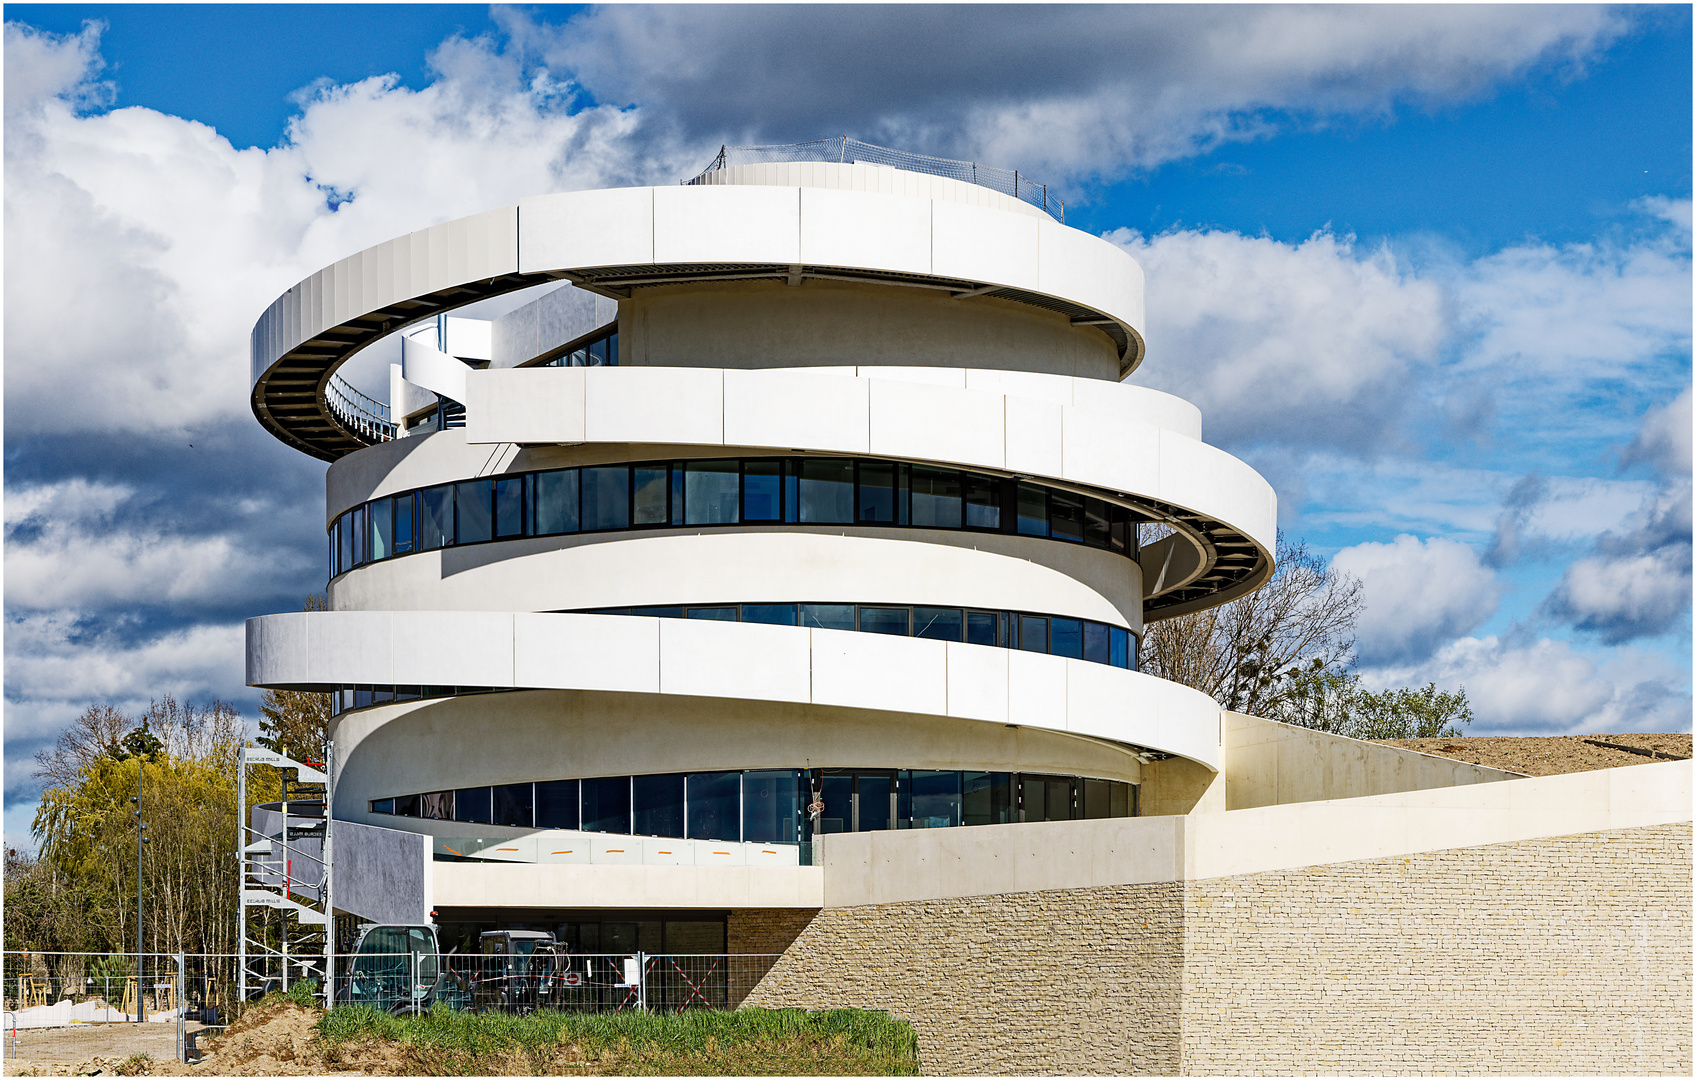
xmin=944 ymin=642 xmax=1010 ymax=724
xmin=519 ymin=188 xmax=655 ymax=273
xmin=930 ymin=199 xmax=1041 ymax=292
xmin=867 ymin=378 xmax=1005 ymax=467
xmin=249 ymin=611 xmax=1223 ymax=768
xmin=246 ymin=612 xmax=311 ymax=687
xmin=657 ymin=618 xmax=811 ymax=703
xmin=1156 ymin=433 xmax=1278 ymax=554
xmin=808 ymin=627 xmax=950 ymax=717
xmin=512 ymin=612 xmax=660 ymax=693
xmin=722 ymin=368 xmax=871 ymax=454
xmin=799 ymin=186 xmax=932 ymax=275
xmin=583 ymin=367 xmax=724 ymax=445
xmin=1003 ymin=394 xmax=1065 ymax=477
xmin=652 ymin=184 xmax=802 ymax=265
xmin=1062 ymin=405 xmax=1162 ymax=499
xmin=463 ymin=367 xmax=586 ymax=445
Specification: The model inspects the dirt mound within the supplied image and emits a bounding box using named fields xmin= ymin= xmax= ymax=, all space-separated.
xmin=1383 ymin=732 xmax=1691 ymax=776
xmin=193 ymin=1000 xmax=350 ymax=1076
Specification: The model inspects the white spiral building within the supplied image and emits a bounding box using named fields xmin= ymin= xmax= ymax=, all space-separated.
xmin=246 ymin=141 xmax=1279 ymax=951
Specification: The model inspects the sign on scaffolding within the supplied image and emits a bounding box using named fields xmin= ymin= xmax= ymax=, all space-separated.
xmin=236 ymin=743 xmax=334 ymax=1008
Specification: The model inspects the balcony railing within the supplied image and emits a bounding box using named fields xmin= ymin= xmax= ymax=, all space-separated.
xmin=326 ymin=373 xmax=395 ymax=443
xmin=685 ymin=137 xmax=1064 ymax=223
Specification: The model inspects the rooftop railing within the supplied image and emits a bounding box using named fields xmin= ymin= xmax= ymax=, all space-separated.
xmin=685 ymin=137 xmax=1064 ymax=223
xmin=326 ymin=374 xmax=395 ymax=443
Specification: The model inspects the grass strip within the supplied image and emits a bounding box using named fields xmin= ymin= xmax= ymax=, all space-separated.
xmin=316 ymin=1004 xmax=921 ymax=1076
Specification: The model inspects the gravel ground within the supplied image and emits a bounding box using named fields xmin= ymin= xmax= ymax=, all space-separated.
xmin=1380 ymin=732 xmax=1691 ymax=777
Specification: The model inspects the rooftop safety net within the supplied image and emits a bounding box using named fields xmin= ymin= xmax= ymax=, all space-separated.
xmin=684 ymin=137 xmax=1063 ymax=223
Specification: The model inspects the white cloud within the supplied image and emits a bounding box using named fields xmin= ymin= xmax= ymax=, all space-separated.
xmin=1623 ymin=384 xmax=1693 ymax=477
xmin=1109 ymin=228 xmax=1446 ymax=452
xmin=1363 ymin=635 xmax=1692 ymax=735
xmin=1332 ymin=535 xmax=1500 ymax=664
xmin=540 ymin=5 xmax=1627 ymax=180
xmin=3 ymin=613 xmax=247 ymax=713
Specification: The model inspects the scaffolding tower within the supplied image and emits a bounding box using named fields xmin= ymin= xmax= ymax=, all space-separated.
xmin=237 ymin=744 xmax=335 ymax=1007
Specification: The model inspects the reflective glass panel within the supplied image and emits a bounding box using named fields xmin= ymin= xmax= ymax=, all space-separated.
xmin=742 ymin=604 xmax=797 ymax=625
xmin=671 ymin=465 xmax=685 ymax=525
xmin=784 ymin=466 xmax=799 ymax=522
xmin=493 ymin=783 xmax=533 ymax=828
xmin=337 ymin=514 xmax=354 ymax=573
xmin=910 ymin=770 xmax=961 ymax=829
xmin=1050 ymin=491 xmax=1085 ymax=543
xmin=685 ymin=460 xmax=740 ymax=525
xmin=533 ymin=470 xmax=578 ymax=535
xmin=1051 ymin=618 xmax=1083 ymax=659
xmin=858 ymin=462 xmax=896 ymax=523
xmin=856 ymin=774 xmax=891 ymax=831
xmin=743 ymin=460 xmax=782 ymax=521
xmin=962 ymin=772 xmax=1014 ymax=826
xmin=1017 ymin=482 xmax=1049 ymax=536
xmin=1110 ymin=507 xmax=1135 ymax=554
xmin=394 ymin=794 xmax=421 ymax=818
xmin=588 ymin=336 xmax=607 ymax=366
xmin=582 ymin=466 xmax=630 ymax=531
xmin=743 ymin=770 xmax=801 ymax=844
xmin=453 ymin=787 xmax=492 ymax=825
xmin=632 ymin=774 xmax=684 ymax=837
xmin=494 ymin=477 xmax=524 ymax=538
xmin=799 ymin=460 xmax=854 ymax=523
xmin=800 ymin=604 xmax=855 ymax=631
xmin=1110 ymin=627 xmax=1131 ymax=670
xmin=966 ymin=611 xmax=998 ymax=647
xmin=605 ymin=332 xmax=618 ymax=365
xmin=1113 ymin=781 xmax=1132 ymax=818
xmin=1047 ymin=779 xmax=1074 ymax=820
xmin=914 ymin=607 xmax=964 ymax=642
xmin=686 ymin=607 xmax=737 ymax=621
xmin=965 ymin=475 xmax=1001 ymax=530
xmin=632 ymin=605 xmax=684 ymax=619
xmin=535 ymin=779 xmax=580 ymax=830
xmin=352 ymin=506 xmax=366 ymax=565
xmin=456 ymin=480 xmax=492 ymax=543
xmin=818 ymin=775 xmax=851 ymax=834
xmin=371 ymin=798 xmax=395 ymax=815
xmin=1084 ymin=622 xmax=1112 ymax=665
xmin=686 ymin=771 xmax=740 ymax=841
xmin=633 ymin=466 xmax=669 ymax=526
xmin=581 ymin=776 xmax=631 ymax=833
xmin=1084 ymin=498 xmax=1112 ymax=549
xmin=394 ymin=493 xmax=414 ymax=554
xmin=420 ymin=485 xmax=453 ymax=550
xmin=909 ymin=466 xmax=962 ymax=528
xmin=860 ymin=607 xmax=909 ymax=635
xmin=1083 ymin=779 xmax=1112 ymax=820
xmin=370 ymin=498 xmax=392 ymax=560
xmin=1020 ymin=615 xmax=1048 ymax=652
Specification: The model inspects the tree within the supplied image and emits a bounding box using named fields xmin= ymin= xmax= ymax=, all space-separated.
xmin=1276 ymin=671 xmax=1472 ymax=740
xmin=1141 ymin=533 xmax=1363 ymax=717
xmin=257 ymin=594 xmax=333 ymax=762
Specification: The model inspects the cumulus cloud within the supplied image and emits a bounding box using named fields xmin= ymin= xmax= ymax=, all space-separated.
xmin=1363 ymin=635 xmax=1692 ymax=735
xmin=1109 ymin=228 xmax=1446 ymax=453
xmin=1332 ymin=535 xmax=1500 ymax=665
xmin=536 ymin=5 xmax=1627 ymax=180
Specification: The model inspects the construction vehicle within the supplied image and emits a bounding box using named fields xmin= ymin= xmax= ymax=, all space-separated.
xmin=338 ymin=924 xmax=440 ymax=1013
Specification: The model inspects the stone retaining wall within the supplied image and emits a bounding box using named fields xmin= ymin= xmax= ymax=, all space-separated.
xmin=741 ymin=823 xmax=1691 ymax=1075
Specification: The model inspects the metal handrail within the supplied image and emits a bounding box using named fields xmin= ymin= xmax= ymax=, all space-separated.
xmin=325 ymin=374 xmax=395 ymax=443
xmin=684 ymin=137 xmax=1064 ymax=223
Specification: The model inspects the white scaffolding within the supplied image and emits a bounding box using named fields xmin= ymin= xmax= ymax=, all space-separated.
xmin=236 ymin=744 xmax=335 ymax=1008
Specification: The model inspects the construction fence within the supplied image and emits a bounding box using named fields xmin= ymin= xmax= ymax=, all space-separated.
xmin=3 ymin=950 xmax=781 ymax=1066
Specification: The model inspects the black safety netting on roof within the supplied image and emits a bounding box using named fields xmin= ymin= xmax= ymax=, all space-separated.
xmin=685 ymin=137 xmax=1063 ymax=223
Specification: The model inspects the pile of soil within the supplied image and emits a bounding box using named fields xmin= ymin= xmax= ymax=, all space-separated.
xmin=1382 ymin=732 xmax=1691 ymax=777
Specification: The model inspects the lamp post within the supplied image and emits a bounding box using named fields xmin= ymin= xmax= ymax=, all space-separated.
xmin=131 ymin=796 xmax=149 ymax=1023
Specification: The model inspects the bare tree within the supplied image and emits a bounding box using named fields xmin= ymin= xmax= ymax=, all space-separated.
xmin=1141 ymin=533 xmax=1363 ymax=717
xmin=33 ymin=704 xmax=130 ymax=790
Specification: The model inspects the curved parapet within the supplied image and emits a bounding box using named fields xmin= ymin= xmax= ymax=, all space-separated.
xmin=247 ymin=610 xmax=1224 ymax=771
xmin=250 ymin=178 xmax=1147 ymax=460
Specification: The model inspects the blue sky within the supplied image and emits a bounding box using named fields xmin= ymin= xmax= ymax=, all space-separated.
xmin=4 ymin=5 xmax=1691 ymax=849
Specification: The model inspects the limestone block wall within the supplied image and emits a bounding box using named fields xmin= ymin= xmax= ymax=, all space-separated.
xmin=743 ymin=884 xmax=1186 ymax=1075
xmin=741 ymin=823 xmax=1691 ymax=1076
xmin=728 ymin=908 xmax=818 ymax=955
xmin=1181 ymin=822 xmax=1692 ymax=1077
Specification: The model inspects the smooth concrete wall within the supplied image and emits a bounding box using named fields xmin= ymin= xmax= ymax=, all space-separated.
xmin=431 ymin=861 xmax=824 ymax=911
xmin=620 ymin=279 xmax=1118 ymax=380
xmin=252 ymin=611 xmax=1225 ymax=769
xmin=815 ymin=760 xmax=1692 ymax=906
xmin=1223 ymin=710 xmax=1519 ymax=810
xmin=490 ymin=283 xmax=618 ymax=368
xmin=327 ymin=688 xmax=1150 ymax=828
xmin=330 ymin=530 xmax=1143 ymax=632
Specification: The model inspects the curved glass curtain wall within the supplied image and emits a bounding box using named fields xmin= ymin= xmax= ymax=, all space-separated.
xmin=328 ymin=456 xmax=1143 ymax=581
xmin=371 ymin=767 xmax=1137 ymax=844
xmin=584 ymin=602 xmax=1138 ymax=670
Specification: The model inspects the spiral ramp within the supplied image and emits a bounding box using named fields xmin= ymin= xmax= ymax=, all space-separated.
xmin=246 ymin=159 xmax=1277 ymax=917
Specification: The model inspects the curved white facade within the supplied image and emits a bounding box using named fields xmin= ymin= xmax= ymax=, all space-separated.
xmin=245 ymin=155 xmax=1276 ymax=922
